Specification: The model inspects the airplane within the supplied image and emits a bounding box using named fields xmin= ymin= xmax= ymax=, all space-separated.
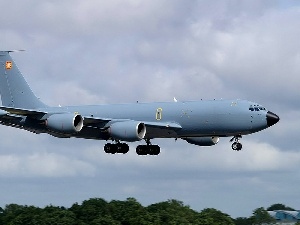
xmin=0 ymin=51 xmax=279 ymax=155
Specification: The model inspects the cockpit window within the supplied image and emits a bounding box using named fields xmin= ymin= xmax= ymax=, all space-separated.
xmin=249 ymin=105 xmax=267 ymax=111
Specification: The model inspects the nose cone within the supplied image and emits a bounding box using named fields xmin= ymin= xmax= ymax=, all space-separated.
xmin=266 ymin=111 xmax=280 ymax=127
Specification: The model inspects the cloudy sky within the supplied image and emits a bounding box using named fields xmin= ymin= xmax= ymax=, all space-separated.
xmin=0 ymin=0 xmax=300 ymax=218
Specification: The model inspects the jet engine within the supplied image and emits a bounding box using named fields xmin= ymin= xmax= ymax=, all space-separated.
xmin=109 ymin=121 xmax=146 ymax=142
xmin=46 ymin=113 xmax=84 ymax=134
xmin=183 ymin=137 xmax=219 ymax=146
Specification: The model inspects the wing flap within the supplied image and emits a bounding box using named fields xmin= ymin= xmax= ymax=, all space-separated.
xmin=143 ymin=121 xmax=182 ymax=139
xmin=83 ymin=116 xmax=112 ymax=125
xmin=144 ymin=121 xmax=182 ymax=130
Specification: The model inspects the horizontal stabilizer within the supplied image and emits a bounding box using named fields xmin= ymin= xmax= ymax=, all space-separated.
xmin=0 ymin=106 xmax=46 ymax=116
xmin=0 ymin=50 xmax=25 ymax=54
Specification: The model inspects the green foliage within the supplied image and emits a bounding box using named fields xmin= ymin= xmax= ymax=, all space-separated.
xmin=198 ymin=208 xmax=235 ymax=225
xmin=147 ymin=199 xmax=200 ymax=224
xmin=266 ymin=203 xmax=295 ymax=211
xmin=234 ymin=217 xmax=253 ymax=225
xmin=70 ymin=198 xmax=109 ymax=222
xmin=251 ymin=207 xmax=276 ymax=225
xmin=0 ymin=204 xmax=76 ymax=225
xmin=108 ymin=197 xmax=154 ymax=225
xmin=0 ymin=200 xmax=296 ymax=225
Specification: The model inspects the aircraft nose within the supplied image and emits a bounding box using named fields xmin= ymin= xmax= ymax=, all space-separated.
xmin=266 ymin=111 xmax=280 ymax=127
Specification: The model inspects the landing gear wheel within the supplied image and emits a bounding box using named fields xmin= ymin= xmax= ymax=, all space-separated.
xmin=230 ymin=135 xmax=243 ymax=151
xmin=149 ymin=145 xmax=160 ymax=155
xmin=136 ymin=145 xmax=147 ymax=155
xmin=136 ymin=140 xmax=161 ymax=156
xmin=231 ymin=142 xmax=242 ymax=151
xmin=104 ymin=143 xmax=117 ymax=154
xmin=104 ymin=142 xmax=129 ymax=154
xmin=117 ymin=143 xmax=129 ymax=154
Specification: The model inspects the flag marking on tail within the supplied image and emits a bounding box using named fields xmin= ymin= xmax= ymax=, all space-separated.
xmin=6 ymin=61 xmax=12 ymax=70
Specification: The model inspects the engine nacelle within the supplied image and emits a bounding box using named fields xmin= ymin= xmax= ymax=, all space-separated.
xmin=183 ymin=137 xmax=219 ymax=146
xmin=46 ymin=113 xmax=83 ymax=134
xmin=109 ymin=121 xmax=146 ymax=142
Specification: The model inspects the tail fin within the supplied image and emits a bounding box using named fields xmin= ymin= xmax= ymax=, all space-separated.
xmin=0 ymin=51 xmax=47 ymax=109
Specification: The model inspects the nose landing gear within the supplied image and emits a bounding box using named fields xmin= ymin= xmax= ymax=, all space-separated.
xmin=230 ymin=135 xmax=242 ymax=151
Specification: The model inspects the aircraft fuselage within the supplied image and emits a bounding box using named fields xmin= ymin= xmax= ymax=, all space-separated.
xmin=34 ymin=99 xmax=271 ymax=140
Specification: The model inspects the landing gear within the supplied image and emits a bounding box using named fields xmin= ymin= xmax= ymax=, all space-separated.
xmin=103 ymin=139 xmax=161 ymax=155
xmin=104 ymin=143 xmax=129 ymax=154
xmin=230 ymin=135 xmax=243 ymax=151
xmin=231 ymin=142 xmax=242 ymax=151
xmin=136 ymin=145 xmax=160 ymax=155
xmin=136 ymin=139 xmax=160 ymax=155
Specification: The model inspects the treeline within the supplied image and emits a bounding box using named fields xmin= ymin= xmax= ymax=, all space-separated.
xmin=0 ymin=198 xmax=297 ymax=225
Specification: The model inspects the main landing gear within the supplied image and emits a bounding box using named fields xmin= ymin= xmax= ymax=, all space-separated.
xmin=103 ymin=139 xmax=161 ymax=155
xmin=104 ymin=142 xmax=129 ymax=154
xmin=136 ymin=145 xmax=160 ymax=155
xmin=230 ymin=135 xmax=242 ymax=151
xmin=136 ymin=139 xmax=160 ymax=155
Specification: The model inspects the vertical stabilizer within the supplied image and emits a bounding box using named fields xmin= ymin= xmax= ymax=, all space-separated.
xmin=0 ymin=51 xmax=46 ymax=109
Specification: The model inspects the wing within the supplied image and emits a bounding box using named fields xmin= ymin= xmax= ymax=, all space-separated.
xmin=143 ymin=121 xmax=182 ymax=138
xmin=0 ymin=106 xmax=182 ymax=139
xmin=83 ymin=116 xmax=181 ymax=133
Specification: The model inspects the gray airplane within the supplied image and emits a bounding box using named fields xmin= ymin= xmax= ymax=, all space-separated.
xmin=0 ymin=51 xmax=279 ymax=155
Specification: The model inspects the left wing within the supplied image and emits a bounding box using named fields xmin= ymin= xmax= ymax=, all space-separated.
xmin=0 ymin=106 xmax=182 ymax=139
xmin=83 ymin=116 xmax=182 ymax=136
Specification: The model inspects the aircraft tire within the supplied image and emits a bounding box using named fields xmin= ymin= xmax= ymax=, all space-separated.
xmin=136 ymin=145 xmax=160 ymax=155
xmin=104 ymin=143 xmax=111 ymax=153
xmin=117 ymin=143 xmax=129 ymax=154
xmin=104 ymin=143 xmax=116 ymax=154
xmin=149 ymin=145 xmax=160 ymax=155
xmin=136 ymin=145 xmax=148 ymax=155
xmin=231 ymin=142 xmax=242 ymax=151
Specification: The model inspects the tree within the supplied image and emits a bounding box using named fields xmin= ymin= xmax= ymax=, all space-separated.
xmin=108 ymin=197 xmax=155 ymax=225
xmin=90 ymin=215 xmax=121 ymax=225
xmin=251 ymin=207 xmax=276 ymax=225
xmin=267 ymin=203 xmax=295 ymax=211
xmin=147 ymin=199 xmax=200 ymax=224
xmin=2 ymin=205 xmax=43 ymax=225
xmin=198 ymin=208 xmax=235 ymax=225
xmin=69 ymin=198 xmax=109 ymax=223
xmin=234 ymin=217 xmax=253 ymax=225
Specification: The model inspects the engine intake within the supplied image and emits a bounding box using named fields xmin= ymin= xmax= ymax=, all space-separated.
xmin=109 ymin=121 xmax=146 ymax=142
xmin=46 ymin=113 xmax=83 ymax=134
xmin=183 ymin=137 xmax=219 ymax=146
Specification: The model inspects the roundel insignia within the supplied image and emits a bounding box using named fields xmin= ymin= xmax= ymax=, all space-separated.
xmin=6 ymin=61 xmax=12 ymax=70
